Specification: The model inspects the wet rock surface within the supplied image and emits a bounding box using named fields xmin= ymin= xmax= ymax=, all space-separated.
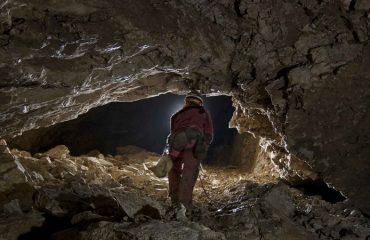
xmin=0 ymin=141 xmax=369 ymax=239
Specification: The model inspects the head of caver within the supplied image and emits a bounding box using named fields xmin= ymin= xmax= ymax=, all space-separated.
xmin=184 ymin=92 xmax=203 ymax=107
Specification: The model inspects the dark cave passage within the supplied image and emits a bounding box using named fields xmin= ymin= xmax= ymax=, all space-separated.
xmin=18 ymin=214 xmax=73 ymax=240
xmin=9 ymin=94 xmax=240 ymax=165
xmin=295 ymin=180 xmax=346 ymax=204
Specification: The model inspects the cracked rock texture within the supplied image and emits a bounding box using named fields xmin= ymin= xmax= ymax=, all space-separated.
xmin=0 ymin=0 xmax=370 ymax=214
xmin=0 ymin=141 xmax=369 ymax=240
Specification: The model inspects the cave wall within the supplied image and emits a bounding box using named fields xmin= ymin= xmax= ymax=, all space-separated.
xmin=228 ymin=133 xmax=259 ymax=171
xmin=1 ymin=0 xmax=370 ymax=214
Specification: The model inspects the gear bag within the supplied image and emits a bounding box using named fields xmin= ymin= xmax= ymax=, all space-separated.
xmin=149 ymin=154 xmax=173 ymax=178
xmin=167 ymin=128 xmax=209 ymax=161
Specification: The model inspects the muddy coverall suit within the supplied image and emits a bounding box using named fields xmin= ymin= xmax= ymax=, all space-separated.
xmin=167 ymin=105 xmax=213 ymax=207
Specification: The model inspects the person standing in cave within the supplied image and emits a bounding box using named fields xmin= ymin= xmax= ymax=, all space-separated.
xmin=166 ymin=91 xmax=213 ymax=216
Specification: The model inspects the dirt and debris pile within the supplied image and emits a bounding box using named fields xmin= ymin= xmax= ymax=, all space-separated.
xmin=0 ymin=140 xmax=369 ymax=239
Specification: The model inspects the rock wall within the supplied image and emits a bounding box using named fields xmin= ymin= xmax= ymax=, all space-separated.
xmin=1 ymin=0 xmax=369 ymax=214
xmin=0 ymin=0 xmax=232 ymax=138
xmin=226 ymin=1 xmax=370 ymax=214
xmin=228 ymin=133 xmax=259 ymax=171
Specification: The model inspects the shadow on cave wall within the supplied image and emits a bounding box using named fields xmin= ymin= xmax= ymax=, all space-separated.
xmin=9 ymin=93 xmax=246 ymax=165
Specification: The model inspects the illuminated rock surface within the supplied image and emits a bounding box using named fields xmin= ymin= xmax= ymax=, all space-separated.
xmin=0 ymin=141 xmax=369 ymax=239
xmin=0 ymin=0 xmax=370 ymax=230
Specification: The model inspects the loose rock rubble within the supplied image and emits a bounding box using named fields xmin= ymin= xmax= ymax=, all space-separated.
xmin=0 ymin=140 xmax=369 ymax=239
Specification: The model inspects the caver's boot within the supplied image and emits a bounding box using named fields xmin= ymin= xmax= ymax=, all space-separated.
xmin=183 ymin=203 xmax=202 ymax=220
xmin=166 ymin=203 xmax=188 ymax=222
xmin=175 ymin=203 xmax=187 ymax=222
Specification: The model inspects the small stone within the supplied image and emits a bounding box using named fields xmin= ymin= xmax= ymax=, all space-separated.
xmin=0 ymin=139 xmax=7 ymax=146
xmin=349 ymin=209 xmax=361 ymax=217
xmin=343 ymin=209 xmax=351 ymax=216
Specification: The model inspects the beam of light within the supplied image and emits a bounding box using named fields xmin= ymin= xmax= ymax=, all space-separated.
xmin=167 ymin=95 xmax=185 ymax=117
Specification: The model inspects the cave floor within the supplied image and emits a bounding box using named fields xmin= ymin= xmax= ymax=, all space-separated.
xmin=1 ymin=144 xmax=370 ymax=240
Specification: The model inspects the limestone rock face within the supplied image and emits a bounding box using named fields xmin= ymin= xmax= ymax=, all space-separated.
xmin=0 ymin=139 xmax=34 ymax=212
xmin=0 ymin=0 xmax=231 ymax=138
xmin=0 ymin=0 xmax=370 ymax=214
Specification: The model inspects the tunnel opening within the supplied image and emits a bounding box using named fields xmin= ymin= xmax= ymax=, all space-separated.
xmin=294 ymin=180 xmax=346 ymax=204
xmin=8 ymin=93 xmax=246 ymax=166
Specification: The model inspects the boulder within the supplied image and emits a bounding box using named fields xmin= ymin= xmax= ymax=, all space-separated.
xmin=33 ymin=183 xmax=164 ymax=220
xmin=46 ymin=145 xmax=70 ymax=159
xmin=110 ymin=188 xmax=165 ymax=219
xmin=264 ymin=184 xmax=296 ymax=218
